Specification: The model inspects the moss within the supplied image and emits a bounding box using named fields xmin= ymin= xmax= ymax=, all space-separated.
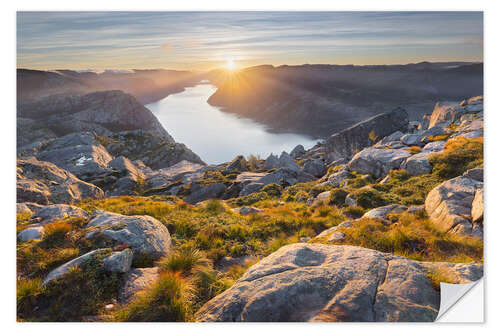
xmin=350 ymin=186 xmax=399 ymax=209
xmin=260 ymin=183 xmax=283 ymax=197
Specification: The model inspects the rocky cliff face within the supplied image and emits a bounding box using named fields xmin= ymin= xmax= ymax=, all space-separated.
xmin=17 ymin=90 xmax=204 ymax=170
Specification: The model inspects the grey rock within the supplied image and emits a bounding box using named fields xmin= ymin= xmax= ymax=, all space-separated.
xmin=278 ymin=152 xmax=300 ymax=171
xmin=345 ymin=194 xmax=357 ymax=207
xmin=402 ymin=152 xmax=432 ymax=176
xmin=42 ymin=249 xmax=109 ymax=286
xmin=425 ymin=170 xmax=483 ymax=238
xmin=17 ymin=157 xmax=104 ymax=204
xmin=86 ymin=211 xmax=173 ymax=258
xmin=363 ymin=204 xmax=408 ymax=220
xmin=18 ymin=226 xmax=45 ymax=242
xmin=225 ymin=155 xmax=248 ymax=172
xmin=103 ymin=248 xmax=133 ymax=273
xmin=471 ymin=188 xmax=484 ymax=223
xmin=239 ymin=182 xmax=264 ymax=197
xmin=185 ymin=183 xmax=227 ymax=204
xmin=234 ymin=206 xmax=264 ymax=215
xmin=257 ymin=167 xmax=316 ymax=187
xmin=379 ymin=131 xmax=404 ymax=145
xmin=463 ymin=168 xmax=483 ymax=182
xmin=347 ymin=147 xmax=411 ymax=178
xmin=325 ymin=107 xmax=408 ymax=162
xmin=302 ymin=159 xmax=327 ymax=177
xmin=33 ymin=204 xmax=89 ymax=224
xmin=400 ymin=133 xmax=425 ymax=147
xmin=290 ymin=144 xmax=306 ymax=158
xmin=196 ymin=244 xmax=481 ymax=322
xmin=263 ymin=153 xmax=280 ymax=169
xmin=235 ymin=172 xmax=268 ymax=184
xmin=109 ymin=156 xmax=144 ymax=180
xmin=119 ymin=267 xmax=160 ymax=304
xmin=422 ymin=141 xmax=446 ymax=152
xmin=407 ymin=205 xmax=425 ymax=214
xmin=428 ymin=97 xmax=483 ymax=129
xmin=315 ymin=221 xmax=352 ymax=240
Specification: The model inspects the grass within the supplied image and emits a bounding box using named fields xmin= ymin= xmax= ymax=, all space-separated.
xmin=425 ymin=266 xmax=461 ymax=291
xmin=429 ymin=137 xmax=483 ymax=179
xmin=406 ymin=146 xmax=422 ymax=155
xmin=113 ymin=271 xmax=192 ymax=322
xmin=312 ymin=212 xmax=483 ymax=263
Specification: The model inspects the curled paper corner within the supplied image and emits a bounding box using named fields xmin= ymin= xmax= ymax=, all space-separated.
xmin=435 ymin=278 xmax=484 ymax=322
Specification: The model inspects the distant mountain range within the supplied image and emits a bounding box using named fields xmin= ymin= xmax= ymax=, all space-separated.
xmin=206 ymin=62 xmax=483 ymax=137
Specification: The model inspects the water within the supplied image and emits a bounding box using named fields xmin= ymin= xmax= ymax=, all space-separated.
xmin=146 ymin=84 xmax=318 ymax=165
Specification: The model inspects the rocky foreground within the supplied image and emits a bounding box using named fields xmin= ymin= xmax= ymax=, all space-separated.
xmin=16 ymin=92 xmax=484 ymax=322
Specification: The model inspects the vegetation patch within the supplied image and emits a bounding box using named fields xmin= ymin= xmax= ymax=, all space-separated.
xmin=429 ymin=137 xmax=483 ymax=179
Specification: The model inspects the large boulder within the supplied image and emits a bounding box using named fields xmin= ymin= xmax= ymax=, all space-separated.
xmin=196 ymin=244 xmax=482 ymax=322
xmin=425 ymin=168 xmax=483 ymax=238
xmin=325 ymin=107 xmax=408 ymax=162
xmin=86 ymin=211 xmax=173 ymax=258
xmin=119 ymin=267 xmax=160 ymax=304
xmin=471 ymin=188 xmax=484 ymax=224
xmin=32 ymin=204 xmax=89 ymax=224
xmin=17 ymin=157 xmax=104 ymax=204
xmin=290 ymin=144 xmax=306 ymax=158
xmin=362 ymin=204 xmax=408 ymax=220
xmin=18 ymin=226 xmax=45 ymax=242
xmin=278 ymin=152 xmax=300 ymax=171
xmin=402 ymin=152 xmax=433 ymax=176
xmin=184 ymin=183 xmax=227 ymax=204
xmin=347 ymin=147 xmax=411 ymax=179
xmin=428 ymin=96 xmax=483 ymax=129
xmin=302 ymin=159 xmax=327 ymax=177
xmin=103 ymin=249 xmax=133 ymax=273
xmin=225 ymin=155 xmax=248 ymax=172
xmin=263 ymin=153 xmax=280 ymax=170
xmin=34 ymin=132 xmax=114 ymax=180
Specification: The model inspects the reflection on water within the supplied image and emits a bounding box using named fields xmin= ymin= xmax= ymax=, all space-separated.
xmin=146 ymin=84 xmax=318 ymax=165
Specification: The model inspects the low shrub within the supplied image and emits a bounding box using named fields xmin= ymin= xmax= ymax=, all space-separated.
xmin=260 ymin=183 xmax=283 ymax=197
xmin=328 ymin=189 xmax=349 ymax=207
xmin=406 ymin=146 xmax=422 ymax=155
xmin=159 ymin=247 xmax=211 ymax=275
xmin=350 ymin=186 xmax=398 ymax=209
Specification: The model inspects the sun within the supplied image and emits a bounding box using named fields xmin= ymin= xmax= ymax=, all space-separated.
xmin=226 ymin=59 xmax=235 ymax=71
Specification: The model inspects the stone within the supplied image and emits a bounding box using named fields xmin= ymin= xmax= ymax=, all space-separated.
xmin=233 ymin=206 xmax=264 ymax=215
xmin=422 ymin=141 xmax=446 ymax=152
xmin=33 ymin=204 xmax=89 ymax=224
xmin=185 ymin=183 xmax=227 ymax=204
xmin=471 ymin=188 xmax=484 ymax=223
xmin=18 ymin=226 xmax=44 ymax=241
xmin=86 ymin=211 xmax=173 ymax=258
xmin=425 ymin=170 xmax=483 ymax=238
xmin=363 ymin=204 xmax=408 ymax=220
xmin=195 ymin=244 xmax=482 ymax=322
xmin=17 ymin=157 xmax=104 ymax=204
xmin=17 ymin=203 xmax=35 ymax=215
xmin=239 ymin=183 xmax=264 ymax=197
xmin=325 ymin=107 xmax=409 ymax=162
xmin=119 ymin=267 xmax=161 ymax=304
xmin=108 ymin=156 xmax=145 ymax=180
xmin=402 ymin=152 xmax=432 ymax=176
xmin=378 ymin=131 xmax=404 ymax=145
xmin=407 ymin=205 xmax=425 ymax=214
xmin=257 ymin=167 xmax=316 ymax=187
xmin=400 ymin=133 xmax=425 ymax=146
xmin=323 ymin=169 xmax=351 ymax=187
xmin=263 ymin=153 xmax=280 ymax=169
xmin=42 ymin=249 xmax=110 ymax=286
xmin=345 ymin=194 xmax=357 ymax=207
xmin=302 ymin=159 xmax=327 ymax=177
xmin=347 ymin=147 xmax=411 ymax=179
xmin=290 ymin=144 xmax=306 ymax=158
xmin=225 ymin=155 xmax=248 ymax=172
xmin=315 ymin=221 xmax=352 ymax=241
xmin=428 ymin=97 xmax=483 ymax=129
xmin=278 ymin=152 xmax=300 ymax=171
xmin=103 ymin=248 xmax=133 ymax=273
xmin=235 ymin=172 xmax=268 ymax=184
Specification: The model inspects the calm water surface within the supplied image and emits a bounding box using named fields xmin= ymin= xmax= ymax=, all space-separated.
xmin=146 ymin=84 xmax=318 ymax=164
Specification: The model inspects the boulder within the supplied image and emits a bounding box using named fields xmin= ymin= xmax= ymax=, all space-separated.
xmin=363 ymin=204 xmax=408 ymax=220
xmin=325 ymin=107 xmax=408 ymax=162
xmin=18 ymin=226 xmax=45 ymax=242
xmin=345 ymin=194 xmax=357 ymax=207
xmin=378 ymin=131 xmax=404 ymax=145
xmin=42 ymin=249 xmax=110 ymax=286
xmin=108 ymin=156 xmax=145 ymax=180
xmin=17 ymin=157 xmax=104 ymax=204
xmin=302 ymin=159 xmax=327 ymax=177
xmin=322 ymin=169 xmax=352 ymax=187
xmin=86 ymin=211 xmax=173 ymax=258
xmin=278 ymin=152 xmax=300 ymax=171
xmin=225 ymin=155 xmax=248 ymax=172
xmin=103 ymin=248 xmax=133 ymax=273
xmin=239 ymin=182 xmax=264 ymax=197
xmin=347 ymin=148 xmax=411 ymax=178
xmin=263 ymin=153 xmax=280 ymax=170
xmin=233 ymin=206 xmax=264 ymax=215
xmin=315 ymin=221 xmax=353 ymax=241
xmin=185 ymin=183 xmax=227 ymax=204
xmin=422 ymin=141 xmax=446 ymax=152
xmin=407 ymin=205 xmax=425 ymax=214
xmin=428 ymin=97 xmax=483 ymax=129
xmin=425 ymin=169 xmax=483 ymax=238
xmin=402 ymin=152 xmax=432 ymax=176
xmin=33 ymin=204 xmax=89 ymax=224
xmin=471 ymin=188 xmax=484 ymax=223
xmin=119 ymin=267 xmax=160 ymax=304
xmin=35 ymin=132 xmax=114 ymax=180
xmin=235 ymin=172 xmax=268 ymax=184
xmin=195 ymin=244 xmax=482 ymax=322
xmin=290 ymin=144 xmax=306 ymax=158
xmin=257 ymin=167 xmax=316 ymax=187
xmin=400 ymin=133 xmax=425 ymax=147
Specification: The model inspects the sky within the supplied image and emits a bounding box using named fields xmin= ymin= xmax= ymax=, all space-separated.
xmin=17 ymin=11 xmax=483 ymax=71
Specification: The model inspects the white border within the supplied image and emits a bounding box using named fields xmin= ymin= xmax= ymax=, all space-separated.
xmin=2 ymin=1 xmax=499 ymax=331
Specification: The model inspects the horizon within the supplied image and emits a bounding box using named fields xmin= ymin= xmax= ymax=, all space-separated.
xmin=17 ymin=11 xmax=483 ymax=71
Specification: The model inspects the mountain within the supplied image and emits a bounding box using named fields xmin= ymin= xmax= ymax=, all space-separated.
xmin=17 ymin=68 xmax=203 ymax=104
xmin=207 ymin=62 xmax=483 ymax=138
